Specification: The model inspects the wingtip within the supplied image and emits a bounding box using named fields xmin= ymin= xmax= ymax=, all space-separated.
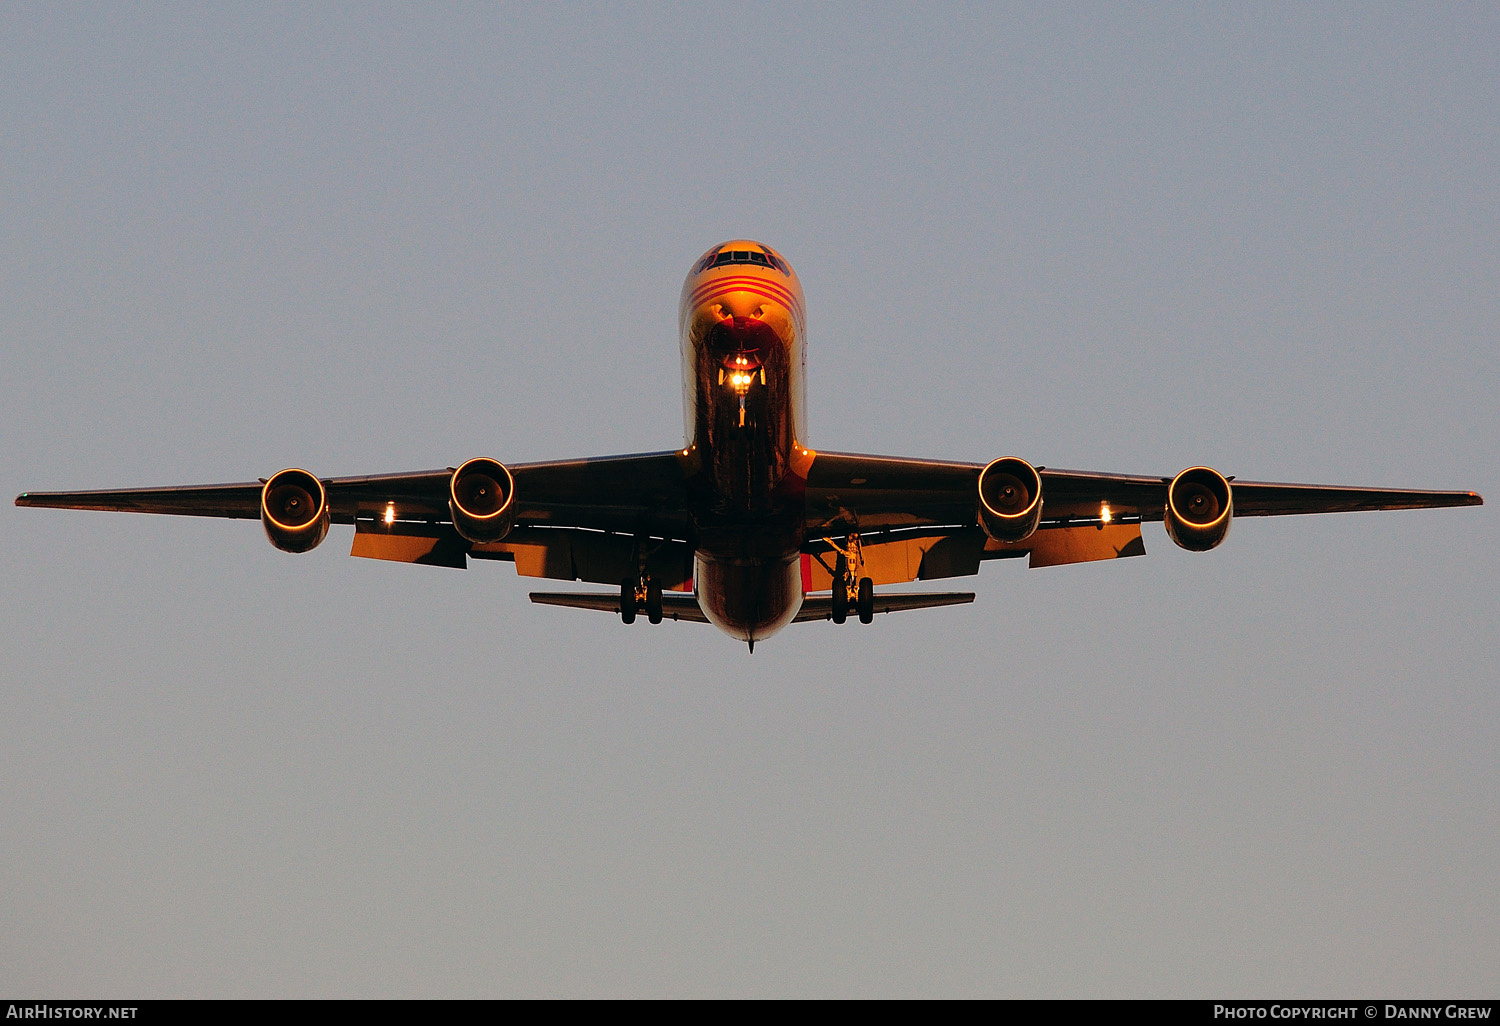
xmin=1470 ymin=491 xmax=1484 ymax=506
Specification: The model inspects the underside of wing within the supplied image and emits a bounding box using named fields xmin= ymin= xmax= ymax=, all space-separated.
xmin=802 ymin=452 xmax=1153 ymax=575
xmin=799 ymin=450 xmax=1481 ymax=577
xmin=14 ymin=470 xmax=458 ymax=524
xmin=1223 ymin=480 xmax=1483 ymax=517
xmin=16 ymin=451 xmax=693 ymax=533
xmin=804 ymin=451 xmax=1481 ymax=527
xmin=509 ymin=452 xmax=692 ymax=536
xmin=804 ymin=451 xmax=981 ymax=531
xmin=17 ymin=451 xmax=698 ymax=588
xmin=1037 ymin=469 xmax=1482 ymax=520
xmin=15 ymin=481 xmax=268 ymax=519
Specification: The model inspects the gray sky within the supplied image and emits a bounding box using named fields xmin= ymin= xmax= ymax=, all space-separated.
xmin=3 ymin=3 xmax=1497 ymax=997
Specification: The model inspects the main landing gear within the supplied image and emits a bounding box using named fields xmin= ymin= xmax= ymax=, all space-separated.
xmin=827 ymin=538 xmax=875 ymax=625
xmin=620 ymin=574 xmax=663 ymax=625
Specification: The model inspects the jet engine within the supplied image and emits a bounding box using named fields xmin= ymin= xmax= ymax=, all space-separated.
xmin=978 ymin=456 xmax=1043 ymax=543
xmin=1165 ymin=466 xmax=1233 ymax=551
xmin=260 ymin=468 xmax=330 ymax=553
xmin=449 ymin=457 xmax=517 ymax=543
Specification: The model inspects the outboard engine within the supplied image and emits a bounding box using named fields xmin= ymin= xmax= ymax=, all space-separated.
xmin=978 ymin=457 xmax=1043 ymax=543
xmin=261 ymin=469 xmax=330 ymax=553
xmin=449 ymin=457 xmax=517 ymax=543
xmin=1165 ymin=466 xmax=1233 ymax=551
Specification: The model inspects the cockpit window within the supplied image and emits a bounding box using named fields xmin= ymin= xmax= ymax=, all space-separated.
xmin=695 ymin=248 xmax=790 ymax=275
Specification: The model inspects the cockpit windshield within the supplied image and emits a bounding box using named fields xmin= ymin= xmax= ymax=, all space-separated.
xmin=694 ymin=247 xmax=790 ymax=276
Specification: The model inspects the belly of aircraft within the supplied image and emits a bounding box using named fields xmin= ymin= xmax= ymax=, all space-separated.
xmin=693 ymin=550 xmax=803 ymax=643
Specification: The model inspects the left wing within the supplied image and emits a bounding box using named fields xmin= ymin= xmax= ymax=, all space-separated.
xmin=16 ymin=452 xmax=695 ymax=585
xmin=802 ymin=451 xmax=1482 ymax=582
xmin=15 ymin=452 xmax=690 ymax=532
xmin=1035 ymin=468 xmax=1486 ymax=521
xmin=804 ymin=451 xmax=1482 ymax=527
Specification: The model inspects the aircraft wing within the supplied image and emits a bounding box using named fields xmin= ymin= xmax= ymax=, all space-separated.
xmin=13 ymin=480 xmax=272 ymax=519
xmin=802 ymin=451 xmax=1482 ymax=573
xmin=805 ymin=451 xmax=1480 ymax=525
xmin=18 ymin=450 xmax=1482 ymax=588
xmin=15 ymin=451 xmax=692 ymax=536
xmin=1036 ymin=468 xmax=1485 ymax=521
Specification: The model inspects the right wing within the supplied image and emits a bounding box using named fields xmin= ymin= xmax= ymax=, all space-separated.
xmin=803 ymin=451 xmax=1482 ymax=528
xmin=16 ymin=452 xmax=691 ymax=534
xmin=800 ymin=450 xmax=1482 ymax=585
xmin=16 ymin=451 xmax=697 ymax=586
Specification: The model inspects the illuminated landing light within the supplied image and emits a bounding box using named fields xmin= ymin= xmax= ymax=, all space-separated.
xmin=384 ymin=503 xmax=396 ymax=526
xmin=1100 ymin=503 xmax=1113 ymax=524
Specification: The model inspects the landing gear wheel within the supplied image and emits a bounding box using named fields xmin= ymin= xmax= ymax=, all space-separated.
xmin=857 ymin=576 xmax=874 ymax=624
xmin=645 ymin=578 xmax=663 ymax=624
xmin=831 ymin=552 xmax=850 ymax=624
xmin=619 ymin=577 xmax=637 ymax=625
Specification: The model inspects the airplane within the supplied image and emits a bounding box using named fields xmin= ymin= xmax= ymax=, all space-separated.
xmin=16 ymin=239 xmax=1484 ymax=650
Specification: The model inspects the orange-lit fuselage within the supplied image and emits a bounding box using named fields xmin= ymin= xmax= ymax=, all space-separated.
xmin=679 ymin=242 xmax=810 ymax=643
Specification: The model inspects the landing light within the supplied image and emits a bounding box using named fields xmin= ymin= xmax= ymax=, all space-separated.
xmin=1100 ymin=503 xmax=1112 ymax=524
xmin=720 ymin=363 xmax=765 ymax=393
xmin=384 ymin=503 xmax=396 ymax=526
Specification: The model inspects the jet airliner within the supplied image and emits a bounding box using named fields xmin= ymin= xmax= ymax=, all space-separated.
xmin=16 ymin=240 xmax=1483 ymax=649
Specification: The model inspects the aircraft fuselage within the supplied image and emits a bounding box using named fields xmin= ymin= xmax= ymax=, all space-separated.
xmin=679 ymin=241 xmax=811 ymax=643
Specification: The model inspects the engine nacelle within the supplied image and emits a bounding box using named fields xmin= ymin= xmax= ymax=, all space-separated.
xmin=1165 ymin=466 xmax=1233 ymax=552
xmin=978 ymin=456 xmax=1043 ymax=543
xmin=261 ymin=468 xmax=330 ymax=553
xmin=449 ymin=457 xmax=517 ymax=543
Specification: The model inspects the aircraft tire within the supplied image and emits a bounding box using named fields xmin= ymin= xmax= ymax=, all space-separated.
xmin=831 ymin=575 xmax=848 ymax=624
xmin=646 ymin=578 xmax=663 ymax=624
xmin=857 ymin=577 xmax=874 ymax=624
xmin=620 ymin=578 xmax=637 ymax=625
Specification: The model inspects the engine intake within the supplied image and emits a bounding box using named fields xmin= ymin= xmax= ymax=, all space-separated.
xmin=978 ymin=457 xmax=1043 ymax=543
xmin=261 ymin=468 xmax=330 ymax=553
xmin=1165 ymin=466 xmax=1233 ymax=551
xmin=449 ymin=457 xmax=517 ymax=543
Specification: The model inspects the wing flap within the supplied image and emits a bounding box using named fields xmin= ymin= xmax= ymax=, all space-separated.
xmin=473 ymin=527 xmax=693 ymax=589
xmin=1021 ymin=523 xmax=1147 ymax=567
xmin=800 ymin=521 xmax=1146 ymax=585
xmin=350 ymin=522 xmax=469 ymax=568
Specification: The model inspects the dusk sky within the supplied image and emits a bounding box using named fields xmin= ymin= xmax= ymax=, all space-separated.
xmin=3 ymin=4 xmax=1497 ymax=996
